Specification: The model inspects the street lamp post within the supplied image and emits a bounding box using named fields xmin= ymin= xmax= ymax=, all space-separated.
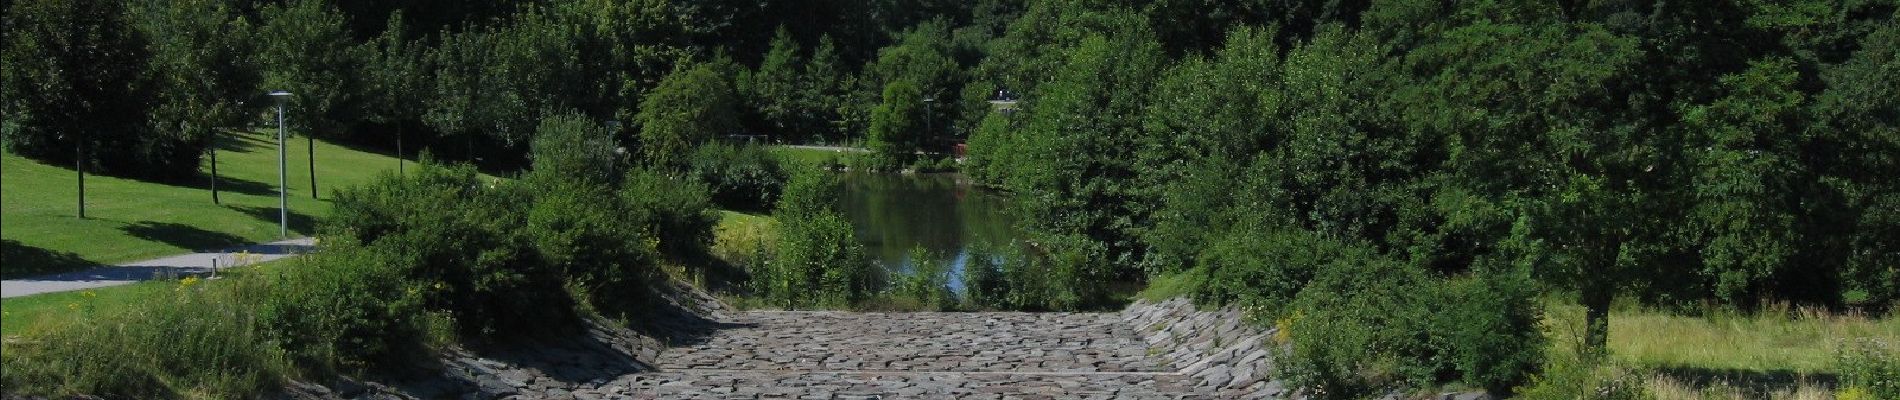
xmin=270 ymin=90 xmax=293 ymax=239
xmin=73 ymin=132 xmax=85 ymax=219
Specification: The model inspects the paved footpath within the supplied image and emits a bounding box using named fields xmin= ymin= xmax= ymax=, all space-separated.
xmin=1 ymin=238 xmax=316 ymax=298
xmin=584 ymin=311 xmax=1221 ymax=399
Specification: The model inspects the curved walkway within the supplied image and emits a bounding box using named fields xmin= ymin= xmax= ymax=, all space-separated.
xmin=0 ymin=238 xmax=315 ymax=298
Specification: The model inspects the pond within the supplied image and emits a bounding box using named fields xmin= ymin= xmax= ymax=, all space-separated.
xmin=835 ymin=173 xmax=1019 ymax=292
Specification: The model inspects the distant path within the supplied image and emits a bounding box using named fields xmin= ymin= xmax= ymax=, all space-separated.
xmin=0 ymin=238 xmax=315 ymax=299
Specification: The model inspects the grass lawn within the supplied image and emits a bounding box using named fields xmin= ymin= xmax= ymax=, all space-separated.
xmin=1540 ymin=303 xmax=1900 ymax=375
xmin=768 ymin=145 xmax=862 ymax=168
xmin=0 ymin=258 xmax=291 ymax=336
xmin=1 ymin=130 xmax=409 ymax=278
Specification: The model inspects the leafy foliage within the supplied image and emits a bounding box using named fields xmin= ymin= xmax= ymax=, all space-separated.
xmin=638 ymin=63 xmax=741 ymax=170
xmin=690 ymin=144 xmax=788 ymax=212
xmin=762 ymin=169 xmax=878 ymax=308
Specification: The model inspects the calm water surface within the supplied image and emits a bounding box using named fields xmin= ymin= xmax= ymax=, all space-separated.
xmin=836 ymin=173 xmax=1020 ymax=291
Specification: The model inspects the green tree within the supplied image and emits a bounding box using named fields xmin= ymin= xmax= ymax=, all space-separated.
xmin=134 ymin=0 xmax=262 ymax=189
xmin=867 ymin=80 xmax=926 ymax=169
xmin=1 ymin=0 xmax=170 ymax=177
xmin=1681 ymin=58 xmax=1810 ymax=304
xmin=1411 ymin=21 xmax=1660 ymax=354
xmin=257 ymin=0 xmax=363 ymax=137
xmin=636 ymin=63 xmax=740 ymax=170
xmin=1001 ymin=20 xmax=1167 ymax=305
xmin=752 ymin=26 xmax=805 ymax=138
xmin=363 ymin=12 xmax=429 ymax=174
xmin=799 ymin=35 xmax=850 ymax=143
xmin=525 ymin=112 xmax=625 ymax=187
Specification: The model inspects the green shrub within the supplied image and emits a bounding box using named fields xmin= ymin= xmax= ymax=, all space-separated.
xmin=776 ymin=168 xmax=842 ymax=217
xmin=327 ymin=163 xmax=572 ymax=337
xmin=620 ymin=168 xmax=718 ymax=260
xmin=963 ymin=241 xmax=1009 ymax=309
xmin=1839 ymin=338 xmax=1900 ymax=400
xmin=892 ymin=246 xmax=955 ymax=311
xmin=908 ymin=156 xmax=932 ymax=173
xmin=258 ymin=245 xmax=431 ymax=372
xmin=690 ymin=144 xmax=787 ymax=211
xmin=1193 ymin=227 xmax=1342 ymax=317
xmin=1 ymin=279 xmax=290 ymax=398
xmin=1432 ymin=269 xmax=1547 ymax=394
xmin=1513 ymin=355 xmax=1653 ymax=400
xmin=762 ymin=169 xmax=878 ymax=308
xmin=769 ymin=211 xmax=877 ymax=308
xmin=1276 ymin=249 xmax=1437 ymax=399
xmin=526 ymin=111 xmax=626 ymax=187
xmin=1274 ymin=249 xmax=1546 ymax=398
xmin=527 ymin=178 xmax=659 ymax=309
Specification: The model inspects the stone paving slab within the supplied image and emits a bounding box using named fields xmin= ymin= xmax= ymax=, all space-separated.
xmin=659 ymin=311 xmax=1170 ymax=374
xmin=606 ymin=310 xmax=1222 ymax=399
xmin=605 ymin=370 xmax=1213 ymax=399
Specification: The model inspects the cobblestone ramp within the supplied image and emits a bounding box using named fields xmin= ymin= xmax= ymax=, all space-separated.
xmin=611 ymin=311 xmax=1219 ymax=399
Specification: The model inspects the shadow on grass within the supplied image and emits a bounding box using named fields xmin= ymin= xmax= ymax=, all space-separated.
xmin=1651 ymin=366 xmax=1838 ymax=396
xmin=214 ymin=132 xmax=269 ymax=153
xmin=122 ymin=221 xmax=250 ymax=253
xmin=196 ymin=175 xmax=280 ymax=197
xmin=228 ymin=204 xmax=318 ymax=234
xmin=0 ymin=240 xmax=100 ymax=279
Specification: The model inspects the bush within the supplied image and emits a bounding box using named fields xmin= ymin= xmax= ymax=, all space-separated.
xmin=327 ymin=163 xmax=572 ymax=337
xmin=762 ymin=169 xmax=878 ymax=308
xmin=963 ymin=241 xmax=1009 ymax=309
xmin=1276 ymin=250 xmax=1437 ymax=399
xmin=526 ymin=111 xmax=626 ymax=186
xmin=891 ymin=246 xmax=955 ymax=311
xmin=769 ymin=211 xmax=877 ymax=308
xmin=258 ymin=245 xmax=431 ymax=372
xmin=1512 ymin=356 xmax=1653 ymax=400
xmin=1431 ymin=269 xmax=1547 ymax=394
xmin=1275 ymin=247 xmax=1545 ymax=398
xmin=620 ymin=168 xmax=718 ymax=260
xmin=1839 ymin=338 xmax=1900 ymax=400
xmin=527 ymin=178 xmax=659 ymax=309
xmin=690 ymin=143 xmax=787 ymax=211
xmin=1192 ymin=227 xmax=1342 ymax=318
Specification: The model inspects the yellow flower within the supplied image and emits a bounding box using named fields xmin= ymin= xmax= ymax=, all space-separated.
xmin=67 ymin=303 xmax=79 ymax=311
xmin=82 ymin=290 xmax=96 ymax=299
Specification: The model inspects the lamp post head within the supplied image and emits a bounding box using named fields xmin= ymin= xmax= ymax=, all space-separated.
xmin=269 ymin=91 xmax=293 ymax=106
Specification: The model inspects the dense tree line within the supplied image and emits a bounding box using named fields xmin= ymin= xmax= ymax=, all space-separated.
xmin=5 ymin=0 xmax=1896 ymax=395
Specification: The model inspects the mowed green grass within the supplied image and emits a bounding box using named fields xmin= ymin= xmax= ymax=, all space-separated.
xmin=768 ymin=145 xmax=861 ymax=168
xmin=0 ymin=257 xmax=292 ymax=336
xmin=1 ymin=130 xmax=408 ymax=278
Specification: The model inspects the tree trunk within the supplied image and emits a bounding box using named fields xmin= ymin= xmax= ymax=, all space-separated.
xmin=210 ymin=132 xmax=221 ymax=205
xmin=397 ymin=125 xmax=404 ymax=177
xmin=308 ymin=135 xmax=317 ymax=199
xmin=1581 ymin=280 xmax=1615 ymax=359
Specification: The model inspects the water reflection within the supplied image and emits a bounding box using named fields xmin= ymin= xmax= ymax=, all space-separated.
xmin=836 ymin=173 xmax=1019 ymax=291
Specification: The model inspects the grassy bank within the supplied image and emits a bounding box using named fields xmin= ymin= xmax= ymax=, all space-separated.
xmin=0 ymin=258 xmax=293 ymax=337
xmin=1542 ymin=302 xmax=1898 ymax=399
xmin=1 ymin=130 xmax=411 ymax=278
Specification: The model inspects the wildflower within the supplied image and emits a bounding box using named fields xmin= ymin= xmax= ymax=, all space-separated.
xmin=82 ymin=289 xmax=96 ymax=299
xmin=67 ymin=303 xmax=79 ymax=311
xmin=177 ymin=276 xmax=202 ymax=292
